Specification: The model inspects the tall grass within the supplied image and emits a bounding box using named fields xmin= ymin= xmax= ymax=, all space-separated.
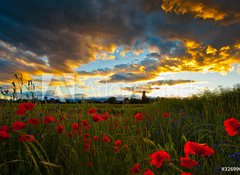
xmin=0 ymin=86 xmax=240 ymax=175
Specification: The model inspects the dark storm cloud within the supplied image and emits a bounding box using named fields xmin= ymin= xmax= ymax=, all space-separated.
xmin=0 ymin=58 xmax=17 ymax=82
xmin=141 ymin=0 xmax=240 ymax=23
xmin=0 ymin=40 xmax=43 ymax=64
xmin=0 ymin=40 xmax=52 ymax=83
xmin=122 ymin=79 xmax=197 ymax=93
xmin=150 ymin=79 xmax=197 ymax=86
xmin=0 ymin=0 xmax=147 ymax=72
xmin=0 ymin=55 xmax=50 ymax=84
xmin=99 ymin=72 xmax=151 ymax=83
xmin=79 ymin=60 xmax=160 ymax=82
xmin=0 ymin=0 xmax=239 ymax=84
xmin=139 ymin=58 xmax=159 ymax=71
xmin=122 ymin=86 xmax=157 ymax=93
xmin=77 ymin=67 xmax=112 ymax=76
xmin=141 ymin=0 xmax=240 ymax=46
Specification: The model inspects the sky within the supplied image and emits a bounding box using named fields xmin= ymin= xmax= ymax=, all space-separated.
xmin=0 ymin=0 xmax=240 ymax=100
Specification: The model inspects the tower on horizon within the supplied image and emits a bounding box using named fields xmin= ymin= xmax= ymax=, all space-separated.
xmin=142 ymin=91 xmax=147 ymax=102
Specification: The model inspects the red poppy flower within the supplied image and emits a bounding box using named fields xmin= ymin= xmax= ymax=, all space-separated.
xmin=0 ymin=130 xmax=10 ymax=139
xmin=72 ymin=122 xmax=79 ymax=130
xmin=93 ymin=136 xmax=99 ymax=141
xmin=114 ymin=139 xmax=122 ymax=147
xmin=102 ymin=112 xmax=110 ymax=120
xmin=18 ymin=103 xmax=27 ymax=111
xmin=12 ymin=121 xmax=26 ymax=131
xmin=19 ymin=134 xmax=27 ymax=142
xmin=68 ymin=132 xmax=73 ymax=138
xmin=180 ymin=156 xmax=198 ymax=168
xmin=58 ymin=117 xmax=64 ymax=122
xmin=28 ymin=134 xmax=35 ymax=142
xmin=184 ymin=141 xmax=214 ymax=157
xmin=15 ymin=103 xmax=27 ymax=116
xmin=134 ymin=113 xmax=143 ymax=121
xmin=15 ymin=109 xmax=26 ymax=116
xmin=28 ymin=118 xmax=40 ymax=125
xmin=92 ymin=113 xmax=104 ymax=122
xmin=23 ymin=102 xmax=35 ymax=110
xmin=162 ymin=112 xmax=170 ymax=118
xmin=84 ymin=132 xmax=91 ymax=138
xmin=43 ymin=116 xmax=55 ymax=124
xmin=82 ymin=120 xmax=90 ymax=130
xmin=15 ymin=102 xmax=35 ymax=116
xmin=56 ymin=125 xmax=64 ymax=133
xmin=0 ymin=125 xmax=9 ymax=132
xmin=87 ymin=108 xmax=97 ymax=114
xmin=143 ymin=169 xmax=155 ymax=175
xmin=84 ymin=143 xmax=90 ymax=152
xmin=148 ymin=150 xmax=170 ymax=168
xmin=181 ymin=173 xmax=192 ymax=175
xmin=114 ymin=146 xmax=119 ymax=153
xmin=130 ymin=163 xmax=141 ymax=174
xmin=87 ymin=138 xmax=92 ymax=143
xmin=19 ymin=134 xmax=35 ymax=142
xmin=102 ymin=134 xmax=111 ymax=143
xmin=224 ymin=118 xmax=240 ymax=136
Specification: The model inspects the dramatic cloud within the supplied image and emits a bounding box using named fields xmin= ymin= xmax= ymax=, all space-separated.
xmin=142 ymin=0 xmax=240 ymax=23
xmin=93 ymin=39 xmax=240 ymax=83
xmin=99 ymin=72 xmax=152 ymax=83
xmin=161 ymin=0 xmax=226 ymax=21
xmin=122 ymin=79 xmax=197 ymax=93
xmin=0 ymin=40 xmax=53 ymax=83
xmin=0 ymin=0 xmax=239 ymax=87
xmin=0 ymin=0 xmax=146 ymax=73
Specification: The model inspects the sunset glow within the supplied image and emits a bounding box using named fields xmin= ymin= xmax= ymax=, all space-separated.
xmin=0 ymin=0 xmax=239 ymax=100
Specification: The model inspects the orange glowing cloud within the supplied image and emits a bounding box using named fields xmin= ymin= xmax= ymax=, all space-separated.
xmin=161 ymin=0 xmax=226 ymax=21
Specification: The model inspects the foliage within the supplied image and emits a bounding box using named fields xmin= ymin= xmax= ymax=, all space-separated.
xmin=0 ymin=87 xmax=240 ymax=175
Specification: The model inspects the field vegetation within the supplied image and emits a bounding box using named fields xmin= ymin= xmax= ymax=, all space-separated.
xmin=0 ymin=85 xmax=240 ymax=175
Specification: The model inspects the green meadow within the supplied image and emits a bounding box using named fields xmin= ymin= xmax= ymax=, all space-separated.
xmin=0 ymin=86 xmax=240 ymax=175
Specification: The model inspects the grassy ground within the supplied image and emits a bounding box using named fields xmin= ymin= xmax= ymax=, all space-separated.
xmin=0 ymin=86 xmax=240 ymax=175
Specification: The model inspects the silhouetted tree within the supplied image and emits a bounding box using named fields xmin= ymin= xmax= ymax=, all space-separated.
xmin=124 ymin=97 xmax=129 ymax=104
xmin=129 ymin=98 xmax=142 ymax=104
xmin=107 ymin=97 xmax=117 ymax=104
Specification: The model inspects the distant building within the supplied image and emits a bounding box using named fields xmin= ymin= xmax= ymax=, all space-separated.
xmin=142 ymin=91 xmax=147 ymax=102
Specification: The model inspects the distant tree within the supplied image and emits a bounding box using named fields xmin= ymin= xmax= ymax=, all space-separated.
xmin=54 ymin=99 xmax=60 ymax=103
xmin=124 ymin=97 xmax=129 ymax=104
xmin=129 ymin=98 xmax=142 ymax=104
xmin=44 ymin=96 xmax=48 ymax=103
xmin=50 ymin=98 xmax=55 ymax=103
xmin=118 ymin=101 xmax=123 ymax=104
xmin=107 ymin=97 xmax=117 ymax=104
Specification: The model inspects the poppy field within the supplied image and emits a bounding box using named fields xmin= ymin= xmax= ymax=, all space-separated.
xmin=0 ymin=89 xmax=240 ymax=175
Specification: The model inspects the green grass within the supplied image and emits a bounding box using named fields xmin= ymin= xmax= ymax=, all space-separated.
xmin=0 ymin=86 xmax=240 ymax=175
